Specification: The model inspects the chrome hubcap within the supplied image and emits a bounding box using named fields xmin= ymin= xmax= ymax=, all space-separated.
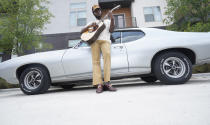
xmin=162 ymin=57 xmax=186 ymax=78
xmin=24 ymin=70 xmax=43 ymax=90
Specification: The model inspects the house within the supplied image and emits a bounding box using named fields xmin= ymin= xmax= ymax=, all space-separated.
xmin=42 ymin=0 xmax=167 ymax=51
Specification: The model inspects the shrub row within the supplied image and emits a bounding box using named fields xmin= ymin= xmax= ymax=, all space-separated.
xmin=0 ymin=78 xmax=19 ymax=89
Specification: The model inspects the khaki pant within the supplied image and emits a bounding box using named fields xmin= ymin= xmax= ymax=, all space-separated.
xmin=91 ymin=40 xmax=111 ymax=85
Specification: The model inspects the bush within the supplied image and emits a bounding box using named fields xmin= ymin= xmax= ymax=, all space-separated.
xmin=0 ymin=77 xmax=19 ymax=89
xmin=193 ymin=64 xmax=210 ymax=74
xmin=185 ymin=22 xmax=210 ymax=32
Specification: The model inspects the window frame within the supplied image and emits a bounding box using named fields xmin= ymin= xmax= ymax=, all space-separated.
xmin=111 ymin=31 xmax=122 ymax=44
xmin=70 ymin=2 xmax=87 ymax=27
xmin=143 ymin=6 xmax=162 ymax=22
xmin=113 ymin=13 xmax=126 ymax=29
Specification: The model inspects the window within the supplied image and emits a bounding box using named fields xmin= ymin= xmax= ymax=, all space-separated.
xmin=68 ymin=39 xmax=88 ymax=48
xmin=79 ymin=41 xmax=88 ymax=47
xmin=0 ymin=52 xmax=2 ymax=62
xmin=122 ymin=31 xmax=145 ymax=43
xmin=68 ymin=39 xmax=81 ymax=48
xmin=113 ymin=14 xmax=125 ymax=29
xmin=144 ymin=6 xmax=162 ymax=22
xmin=0 ymin=56 xmax=2 ymax=63
xmin=111 ymin=32 xmax=121 ymax=44
xmin=35 ymin=43 xmax=43 ymax=52
xmin=11 ymin=54 xmax=18 ymax=58
xmin=70 ymin=2 xmax=87 ymax=27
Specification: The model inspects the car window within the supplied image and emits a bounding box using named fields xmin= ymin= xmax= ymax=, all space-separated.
xmin=79 ymin=41 xmax=89 ymax=47
xmin=111 ymin=32 xmax=121 ymax=44
xmin=122 ymin=31 xmax=145 ymax=43
xmin=69 ymin=39 xmax=81 ymax=48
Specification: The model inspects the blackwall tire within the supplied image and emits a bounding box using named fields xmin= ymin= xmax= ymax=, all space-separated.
xmin=141 ymin=76 xmax=157 ymax=83
xmin=153 ymin=51 xmax=192 ymax=85
xmin=19 ymin=66 xmax=51 ymax=95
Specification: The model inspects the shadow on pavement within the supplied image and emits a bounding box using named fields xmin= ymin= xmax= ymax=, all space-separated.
xmin=0 ymin=78 xmax=209 ymax=98
xmin=45 ymin=81 xmax=163 ymax=94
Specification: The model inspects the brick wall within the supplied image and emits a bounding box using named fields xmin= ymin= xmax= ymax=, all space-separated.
xmin=101 ymin=7 xmax=133 ymax=28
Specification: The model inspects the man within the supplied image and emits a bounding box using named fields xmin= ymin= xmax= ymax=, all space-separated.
xmin=80 ymin=5 xmax=117 ymax=93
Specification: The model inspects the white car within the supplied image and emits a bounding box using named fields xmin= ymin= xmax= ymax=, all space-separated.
xmin=0 ymin=28 xmax=210 ymax=95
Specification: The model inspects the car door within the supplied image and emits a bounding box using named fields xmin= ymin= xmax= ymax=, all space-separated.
xmin=110 ymin=31 xmax=129 ymax=76
xmin=62 ymin=42 xmax=93 ymax=80
xmin=121 ymin=30 xmax=147 ymax=74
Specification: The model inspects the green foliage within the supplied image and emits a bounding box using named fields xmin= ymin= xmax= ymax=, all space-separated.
xmin=0 ymin=77 xmax=19 ymax=89
xmin=164 ymin=0 xmax=210 ymax=31
xmin=193 ymin=64 xmax=210 ymax=73
xmin=0 ymin=0 xmax=53 ymax=56
xmin=185 ymin=22 xmax=210 ymax=32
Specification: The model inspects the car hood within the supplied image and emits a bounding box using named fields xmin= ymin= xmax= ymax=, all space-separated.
xmin=0 ymin=49 xmax=67 ymax=67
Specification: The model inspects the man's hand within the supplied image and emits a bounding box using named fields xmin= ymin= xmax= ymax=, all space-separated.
xmin=88 ymin=22 xmax=97 ymax=28
xmin=108 ymin=11 xmax=115 ymax=33
xmin=108 ymin=11 xmax=114 ymax=19
xmin=81 ymin=22 xmax=97 ymax=34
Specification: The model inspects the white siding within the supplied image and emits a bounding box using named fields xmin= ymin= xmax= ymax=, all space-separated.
xmin=43 ymin=0 xmax=168 ymax=34
xmin=43 ymin=0 xmax=98 ymax=34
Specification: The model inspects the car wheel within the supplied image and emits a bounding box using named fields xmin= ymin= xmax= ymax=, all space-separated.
xmin=153 ymin=51 xmax=192 ymax=85
xmin=60 ymin=84 xmax=75 ymax=89
xmin=19 ymin=66 xmax=51 ymax=95
xmin=141 ymin=76 xmax=157 ymax=83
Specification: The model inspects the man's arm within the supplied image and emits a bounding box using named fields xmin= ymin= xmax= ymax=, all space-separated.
xmin=80 ymin=22 xmax=97 ymax=34
xmin=80 ymin=25 xmax=90 ymax=34
xmin=108 ymin=11 xmax=115 ymax=33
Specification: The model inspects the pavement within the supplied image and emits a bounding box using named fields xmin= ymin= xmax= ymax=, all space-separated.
xmin=0 ymin=73 xmax=210 ymax=125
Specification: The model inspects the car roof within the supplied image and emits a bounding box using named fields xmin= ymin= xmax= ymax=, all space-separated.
xmin=113 ymin=27 xmax=158 ymax=32
xmin=114 ymin=28 xmax=141 ymax=32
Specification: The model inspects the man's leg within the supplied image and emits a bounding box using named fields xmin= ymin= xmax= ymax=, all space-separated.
xmin=100 ymin=41 xmax=111 ymax=83
xmin=91 ymin=40 xmax=103 ymax=86
xmin=101 ymin=40 xmax=117 ymax=91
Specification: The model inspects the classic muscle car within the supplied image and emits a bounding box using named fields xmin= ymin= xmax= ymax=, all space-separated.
xmin=0 ymin=28 xmax=210 ymax=95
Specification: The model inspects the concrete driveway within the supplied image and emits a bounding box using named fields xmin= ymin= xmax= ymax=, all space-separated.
xmin=0 ymin=73 xmax=210 ymax=125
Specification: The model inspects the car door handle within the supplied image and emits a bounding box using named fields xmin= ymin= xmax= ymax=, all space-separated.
xmin=113 ymin=46 xmax=123 ymax=49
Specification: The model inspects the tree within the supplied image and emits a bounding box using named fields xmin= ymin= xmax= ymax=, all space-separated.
xmin=164 ymin=0 xmax=210 ymax=32
xmin=0 ymin=0 xmax=53 ymax=56
xmin=164 ymin=0 xmax=210 ymax=73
